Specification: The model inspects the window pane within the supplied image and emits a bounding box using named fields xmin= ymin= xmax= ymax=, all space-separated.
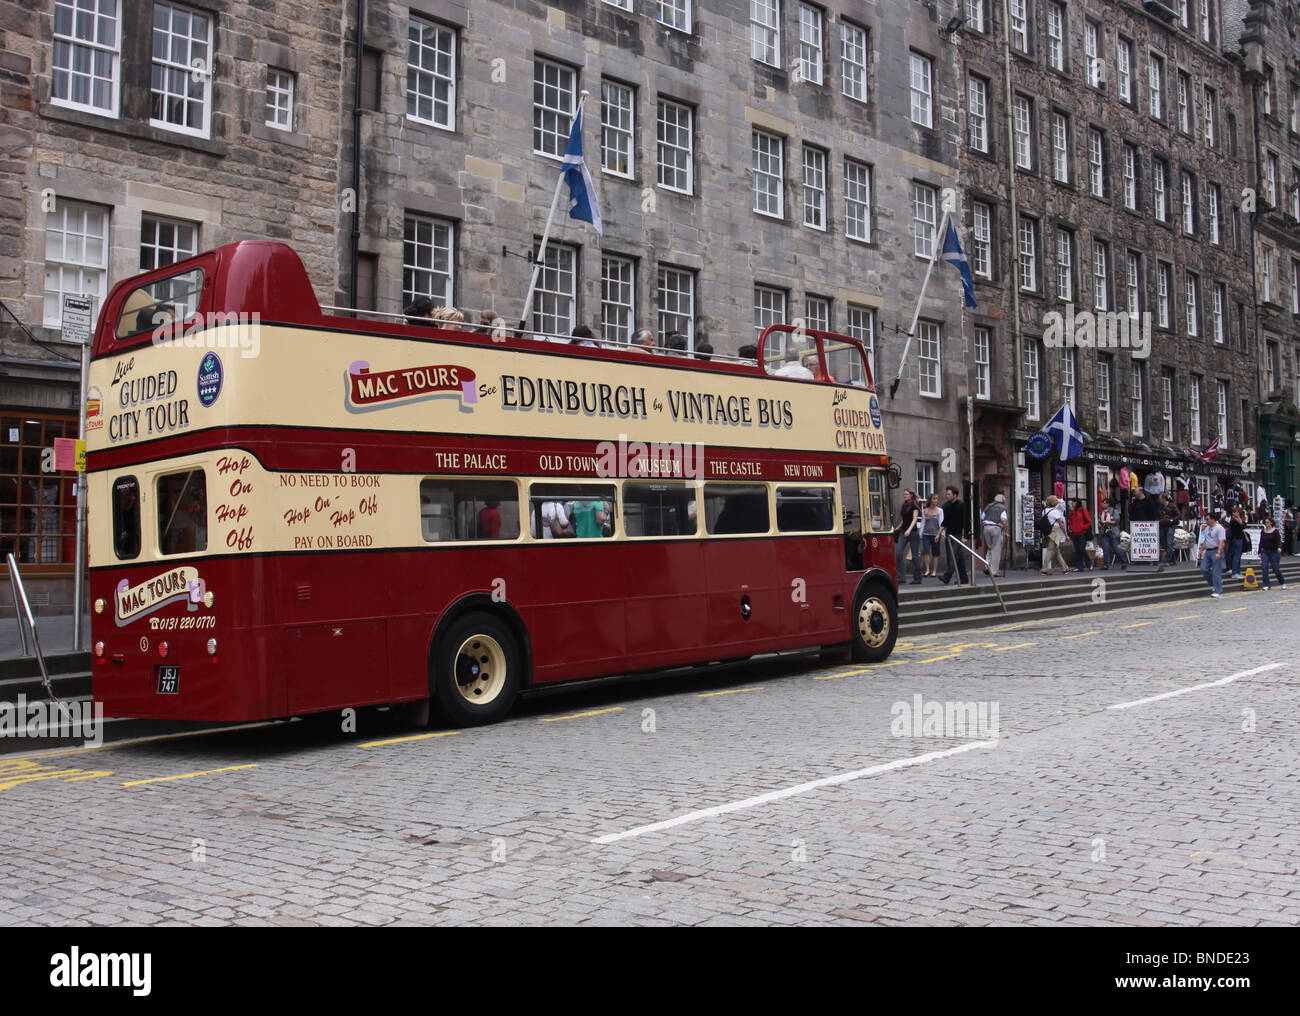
xmin=157 ymin=468 xmax=207 ymax=554
xmin=623 ymin=481 xmax=697 ymax=537
xmin=776 ymin=486 xmax=835 ymax=532
xmin=112 ymin=474 xmax=141 ymax=559
xmin=528 ymin=483 xmax=616 ymax=539
xmin=704 ymin=483 xmax=769 ymax=535
xmin=419 ymin=478 xmax=520 ymax=542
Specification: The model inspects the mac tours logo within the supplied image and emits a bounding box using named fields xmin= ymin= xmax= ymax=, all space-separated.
xmin=345 ymin=361 xmax=478 ymax=414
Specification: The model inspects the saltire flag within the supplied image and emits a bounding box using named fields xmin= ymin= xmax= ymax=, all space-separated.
xmin=941 ymin=220 xmax=978 ymax=308
xmin=1042 ymin=403 xmax=1085 ymax=461
xmin=562 ymin=106 xmax=603 ymax=234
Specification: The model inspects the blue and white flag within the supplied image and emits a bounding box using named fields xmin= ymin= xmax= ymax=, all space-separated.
xmin=941 ymin=219 xmax=977 ymax=308
xmin=562 ymin=107 xmax=603 ymax=234
xmin=1043 ymin=403 xmax=1085 ymax=461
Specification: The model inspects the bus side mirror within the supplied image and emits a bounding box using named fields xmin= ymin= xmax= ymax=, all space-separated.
xmin=887 ymin=464 xmax=902 ymax=489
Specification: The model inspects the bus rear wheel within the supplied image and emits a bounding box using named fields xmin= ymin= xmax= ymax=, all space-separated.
xmin=852 ymin=584 xmax=898 ymax=663
xmin=431 ymin=613 xmax=521 ymax=726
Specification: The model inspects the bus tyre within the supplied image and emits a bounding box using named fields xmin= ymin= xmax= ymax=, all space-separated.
xmin=431 ymin=613 xmax=521 ymax=726
xmin=851 ymin=584 xmax=898 ymax=663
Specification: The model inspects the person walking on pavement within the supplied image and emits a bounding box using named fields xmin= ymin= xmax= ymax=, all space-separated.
xmin=1099 ymin=497 xmax=1127 ymax=570
xmin=894 ymin=489 xmax=922 ymax=584
xmin=981 ymin=492 xmax=1009 ymax=577
xmin=920 ymin=493 xmax=943 ymax=577
xmin=1068 ymin=498 xmax=1094 ymax=570
xmin=939 ymin=485 xmax=969 ymax=585
xmin=1198 ymin=509 xmax=1227 ymax=598
xmin=1040 ymin=495 xmax=1073 ymax=575
xmin=1226 ymin=504 xmax=1246 ymax=579
xmin=1156 ymin=492 xmax=1179 ymax=572
xmin=1259 ymin=516 xmax=1287 ymax=590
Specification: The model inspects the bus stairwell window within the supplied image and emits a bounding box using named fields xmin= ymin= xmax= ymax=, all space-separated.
xmin=705 ymin=483 xmax=770 ymax=534
xmin=420 ymin=479 xmax=520 ymax=542
xmin=623 ymin=482 xmax=696 ymax=537
xmin=113 ymin=475 xmax=141 ymax=560
xmin=776 ymin=486 xmax=835 ymax=532
xmin=116 ymin=270 xmax=204 ymax=339
xmin=157 ymin=470 xmax=207 ymax=554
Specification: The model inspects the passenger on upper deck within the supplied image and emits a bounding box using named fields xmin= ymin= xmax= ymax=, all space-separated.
xmin=632 ymin=328 xmax=656 ymax=352
xmin=571 ymin=325 xmax=598 ymax=347
xmin=404 ymin=296 xmax=436 ymax=325
xmin=773 ymin=346 xmax=815 ymax=379
xmin=737 ymin=344 xmax=758 ymax=365
xmin=666 ymin=333 xmax=689 ymax=358
xmin=695 ymin=342 xmax=713 ymax=362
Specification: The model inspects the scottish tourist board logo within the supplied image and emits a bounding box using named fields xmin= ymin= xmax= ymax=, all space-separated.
xmin=345 ymin=361 xmax=478 ymax=414
xmin=1026 ymin=432 xmax=1054 ymax=459
xmin=197 ymin=353 xmax=222 ymax=407
xmin=868 ymin=395 xmax=882 ymax=429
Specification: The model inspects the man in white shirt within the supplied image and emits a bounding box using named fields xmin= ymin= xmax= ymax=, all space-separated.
xmin=1198 ymin=510 xmax=1226 ymax=597
xmin=534 ymin=501 xmax=572 ymax=539
xmin=773 ymin=347 xmax=815 ymax=379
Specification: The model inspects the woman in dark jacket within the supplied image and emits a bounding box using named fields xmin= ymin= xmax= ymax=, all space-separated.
xmin=1259 ymin=517 xmax=1286 ymax=589
xmin=1226 ymin=506 xmax=1246 ymax=578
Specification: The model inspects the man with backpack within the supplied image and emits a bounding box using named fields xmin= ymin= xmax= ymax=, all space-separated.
xmin=981 ymin=492 xmax=1008 ymax=577
xmin=1039 ymin=495 xmax=1072 ymax=575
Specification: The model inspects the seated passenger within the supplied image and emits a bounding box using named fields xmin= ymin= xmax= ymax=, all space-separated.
xmin=430 ymin=305 xmax=465 ymax=327
xmin=632 ymin=328 xmax=656 ymax=352
xmin=666 ymin=333 xmax=689 ymax=357
xmin=534 ymin=500 xmax=573 ymax=539
xmin=477 ymin=500 xmax=502 ymax=539
xmin=773 ymin=347 xmax=815 ymax=379
xmin=694 ymin=342 xmax=714 ymax=362
xmin=570 ymin=499 xmax=610 ymax=538
xmin=571 ymin=324 xmax=598 ymax=347
xmin=736 ymin=344 xmax=759 ymax=365
xmin=404 ymin=296 xmax=436 ymax=325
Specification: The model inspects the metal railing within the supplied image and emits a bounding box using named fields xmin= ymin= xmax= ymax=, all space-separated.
xmin=7 ymin=553 xmax=73 ymax=720
xmin=943 ymin=536 xmax=1009 ymax=616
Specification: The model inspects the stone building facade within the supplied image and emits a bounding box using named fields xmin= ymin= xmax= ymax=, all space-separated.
xmin=1238 ymin=0 xmax=1300 ymax=509
xmin=345 ymin=0 xmax=970 ymax=506
xmin=0 ymin=0 xmax=345 ymax=605
xmin=957 ymin=0 xmax=1259 ymax=549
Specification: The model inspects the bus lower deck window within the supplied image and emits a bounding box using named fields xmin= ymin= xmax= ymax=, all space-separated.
xmin=157 ymin=470 xmax=207 ymax=555
xmin=529 ymin=483 xmax=617 ymax=539
xmin=623 ymin=482 xmax=697 ymax=537
xmin=420 ymin=478 xmax=521 ymax=542
xmin=704 ymin=483 xmax=770 ymax=535
xmin=775 ymin=486 xmax=836 ymax=532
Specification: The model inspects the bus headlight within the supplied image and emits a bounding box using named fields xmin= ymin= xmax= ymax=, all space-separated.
xmin=94 ymin=598 xmax=105 ymax=614
xmin=203 ymin=591 xmax=215 ymax=608
xmin=206 ymin=638 xmax=218 ymax=656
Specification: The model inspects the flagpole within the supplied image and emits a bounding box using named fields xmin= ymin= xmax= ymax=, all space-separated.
xmin=519 ymin=91 xmax=589 ymax=333
xmin=890 ymin=209 xmax=950 ymax=399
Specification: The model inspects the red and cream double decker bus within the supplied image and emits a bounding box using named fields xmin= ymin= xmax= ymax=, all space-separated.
xmin=87 ymin=241 xmax=898 ymax=726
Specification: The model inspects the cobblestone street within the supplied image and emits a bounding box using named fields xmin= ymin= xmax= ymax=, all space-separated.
xmin=1 ymin=586 xmax=1296 ymax=926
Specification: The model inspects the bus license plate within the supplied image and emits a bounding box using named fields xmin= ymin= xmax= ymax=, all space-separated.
xmin=156 ymin=665 xmax=180 ymax=695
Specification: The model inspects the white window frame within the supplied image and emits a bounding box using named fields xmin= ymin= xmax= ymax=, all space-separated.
xmin=1204 ymin=86 xmax=1217 ymax=147
xmin=844 ymin=158 xmax=871 ymax=243
xmin=1181 ymin=171 xmax=1196 ymax=235
xmin=406 ymin=17 xmax=456 ymax=130
xmin=1190 ymin=378 xmax=1202 ymax=445
xmin=1131 ymin=363 xmax=1145 ymax=437
xmin=1097 ymin=359 xmax=1113 ymax=432
xmin=1023 ymin=339 xmax=1040 ymax=421
xmin=968 ymin=76 xmax=988 ymax=153
xmin=52 ymin=0 xmax=120 ymax=117
xmin=918 ymin=321 xmax=942 ymax=398
xmin=658 ymin=0 xmax=691 ymax=33
xmin=1160 ymin=371 xmax=1174 ymax=442
xmin=532 ymin=243 xmax=577 ymax=337
xmin=601 ymin=254 xmax=636 ymax=344
xmin=43 ymin=200 xmax=109 ymax=327
xmin=787 ymin=146 xmax=821 ymax=235
xmin=753 ymin=284 xmax=787 ymax=341
xmin=910 ymin=52 xmax=933 ymax=128
xmin=656 ymin=99 xmax=694 ymax=195
xmin=1088 ymin=128 xmax=1104 ymax=197
xmin=847 ymin=304 xmax=875 ymax=380
xmin=1084 ymin=22 xmax=1101 ymax=91
xmin=601 ymin=80 xmax=635 ymax=178
xmin=1177 ymin=71 xmax=1191 ymax=134
xmin=1126 ymin=251 xmax=1141 ymax=316
xmin=966 ymin=0 xmax=986 ymax=34
xmin=140 ymin=214 xmax=197 ymax=271
xmin=1093 ymin=240 xmax=1109 ymax=311
xmin=1156 ymin=261 xmax=1171 ymax=329
xmin=533 ymin=59 xmax=575 ymax=160
xmin=1212 ymin=283 xmax=1225 ymax=343
xmin=150 ymin=2 xmax=212 ymax=138
xmin=265 ymin=68 xmax=294 ymax=131
xmin=1009 ymin=0 xmax=1028 ymax=53
xmin=1018 ymin=218 xmax=1037 ymax=292
xmin=971 ymin=201 xmax=992 ymax=279
xmin=403 ymin=213 xmax=455 ymax=310
xmin=913 ymin=183 xmax=937 ymax=259
xmin=658 ymin=266 xmax=695 ymax=343
xmin=751 ymin=0 xmax=781 ymax=67
xmin=1208 ymin=184 xmax=1221 ymax=245
xmin=1185 ymin=272 xmax=1199 ymax=337
xmin=1055 ymin=228 xmax=1073 ymax=302
xmin=840 ymin=21 xmax=868 ymax=102
xmin=752 ymin=129 xmax=785 ymax=219
xmin=798 ymin=5 xmax=824 ymax=86
xmin=1051 ymin=112 xmax=1069 ymax=183
xmin=971 ymin=325 xmax=991 ymax=400
xmin=1118 ymin=39 xmax=1133 ymax=104
xmin=804 ymin=295 xmax=830 ymax=334
xmin=1061 ymin=347 xmax=1077 ymax=411
xmin=1154 ymin=158 xmax=1169 ymax=222
xmin=1123 ymin=143 xmax=1138 ymax=209
xmin=1149 ymin=53 xmax=1164 ymax=120
xmin=1046 ymin=3 xmax=1065 ymax=73
xmin=1216 ymin=380 xmax=1229 ymax=448
xmin=1013 ymin=96 xmax=1032 ymax=170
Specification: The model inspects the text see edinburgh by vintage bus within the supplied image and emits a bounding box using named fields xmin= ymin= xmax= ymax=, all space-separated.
xmin=87 ymin=241 xmax=898 ymax=726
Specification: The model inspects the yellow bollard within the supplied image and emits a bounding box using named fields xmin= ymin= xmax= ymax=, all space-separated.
xmin=1243 ymin=568 xmax=1259 ymax=590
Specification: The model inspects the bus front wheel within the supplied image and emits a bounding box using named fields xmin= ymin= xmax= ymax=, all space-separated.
xmin=431 ymin=612 xmax=521 ymax=726
xmin=852 ymin=584 xmax=898 ymax=663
